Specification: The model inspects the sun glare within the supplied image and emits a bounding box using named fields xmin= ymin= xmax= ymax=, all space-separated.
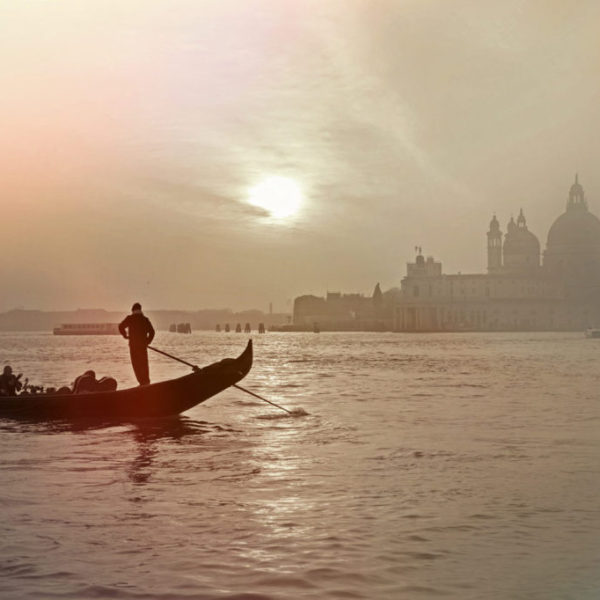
xmin=248 ymin=176 xmax=303 ymax=219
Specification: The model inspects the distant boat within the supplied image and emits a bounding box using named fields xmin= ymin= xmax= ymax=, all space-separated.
xmin=53 ymin=323 xmax=120 ymax=335
xmin=585 ymin=328 xmax=600 ymax=338
xmin=176 ymin=323 xmax=192 ymax=334
xmin=0 ymin=341 xmax=252 ymax=420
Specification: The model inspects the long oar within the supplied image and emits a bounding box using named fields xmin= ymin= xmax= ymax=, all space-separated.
xmin=231 ymin=383 xmax=293 ymax=415
xmin=148 ymin=345 xmax=200 ymax=370
xmin=148 ymin=345 xmax=295 ymax=415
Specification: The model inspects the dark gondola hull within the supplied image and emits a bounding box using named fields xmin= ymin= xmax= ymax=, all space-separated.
xmin=0 ymin=340 xmax=253 ymax=421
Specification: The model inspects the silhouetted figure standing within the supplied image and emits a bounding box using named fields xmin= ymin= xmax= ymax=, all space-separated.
xmin=119 ymin=303 xmax=155 ymax=385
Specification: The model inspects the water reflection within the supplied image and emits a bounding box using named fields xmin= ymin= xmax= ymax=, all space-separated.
xmin=0 ymin=417 xmax=123 ymax=435
xmin=0 ymin=415 xmax=237 ymax=488
xmin=131 ymin=415 xmax=215 ymax=443
xmin=128 ymin=416 xmax=223 ymax=485
xmin=0 ymin=415 xmax=219 ymax=438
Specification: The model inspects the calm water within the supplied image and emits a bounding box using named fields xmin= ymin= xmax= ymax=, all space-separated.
xmin=1 ymin=331 xmax=599 ymax=600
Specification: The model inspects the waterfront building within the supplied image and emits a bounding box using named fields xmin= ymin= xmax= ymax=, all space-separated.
xmin=395 ymin=176 xmax=600 ymax=331
xmin=292 ymin=286 xmax=398 ymax=331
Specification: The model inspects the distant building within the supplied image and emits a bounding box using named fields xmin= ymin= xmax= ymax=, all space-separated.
xmin=395 ymin=176 xmax=600 ymax=331
xmin=292 ymin=286 xmax=398 ymax=331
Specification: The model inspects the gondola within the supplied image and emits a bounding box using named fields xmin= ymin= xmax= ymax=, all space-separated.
xmin=0 ymin=340 xmax=253 ymax=421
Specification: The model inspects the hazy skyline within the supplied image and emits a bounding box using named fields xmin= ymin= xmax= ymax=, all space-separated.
xmin=2 ymin=0 xmax=600 ymax=312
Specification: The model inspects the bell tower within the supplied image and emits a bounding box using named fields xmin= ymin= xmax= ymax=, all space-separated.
xmin=487 ymin=214 xmax=502 ymax=271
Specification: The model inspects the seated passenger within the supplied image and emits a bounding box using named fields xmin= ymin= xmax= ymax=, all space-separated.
xmin=72 ymin=370 xmax=117 ymax=394
xmin=0 ymin=366 xmax=23 ymax=396
xmin=73 ymin=370 xmax=98 ymax=394
xmin=96 ymin=376 xmax=118 ymax=392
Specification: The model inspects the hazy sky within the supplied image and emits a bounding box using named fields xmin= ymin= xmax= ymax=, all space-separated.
xmin=2 ymin=0 xmax=600 ymax=312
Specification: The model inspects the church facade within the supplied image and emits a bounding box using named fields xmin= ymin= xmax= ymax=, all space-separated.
xmin=395 ymin=177 xmax=600 ymax=331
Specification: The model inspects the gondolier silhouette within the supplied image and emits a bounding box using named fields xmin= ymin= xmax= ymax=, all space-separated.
xmin=119 ymin=302 xmax=155 ymax=385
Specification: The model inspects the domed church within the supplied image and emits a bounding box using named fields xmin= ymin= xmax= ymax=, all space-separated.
xmin=396 ymin=176 xmax=600 ymax=331
xmin=544 ymin=175 xmax=600 ymax=300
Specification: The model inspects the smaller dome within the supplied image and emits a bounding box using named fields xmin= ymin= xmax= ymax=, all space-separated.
xmin=503 ymin=209 xmax=540 ymax=269
xmin=504 ymin=210 xmax=539 ymax=251
xmin=503 ymin=228 xmax=540 ymax=254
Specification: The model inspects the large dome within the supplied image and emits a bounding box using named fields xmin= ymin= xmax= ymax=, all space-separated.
xmin=544 ymin=177 xmax=600 ymax=298
xmin=546 ymin=176 xmax=600 ymax=253
xmin=546 ymin=208 xmax=600 ymax=251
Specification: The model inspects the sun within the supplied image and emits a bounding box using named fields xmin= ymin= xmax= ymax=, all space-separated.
xmin=247 ymin=176 xmax=303 ymax=219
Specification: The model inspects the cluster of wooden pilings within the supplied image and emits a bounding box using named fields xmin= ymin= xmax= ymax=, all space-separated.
xmin=215 ymin=322 xmax=266 ymax=333
xmin=169 ymin=322 xmax=192 ymax=333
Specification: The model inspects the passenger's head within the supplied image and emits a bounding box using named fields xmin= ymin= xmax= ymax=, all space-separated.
xmin=84 ymin=370 xmax=96 ymax=378
xmin=3 ymin=365 xmax=12 ymax=375
xmin=132 ymin=302 xmax=142 ymax=312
